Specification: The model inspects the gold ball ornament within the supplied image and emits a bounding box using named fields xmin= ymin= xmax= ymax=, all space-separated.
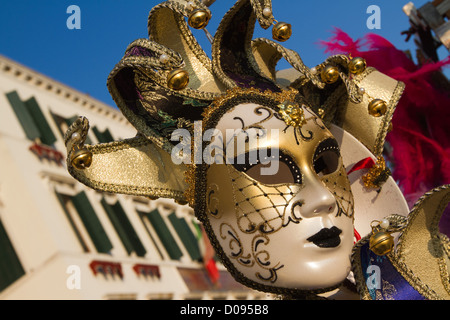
xmin=320 ymin=65 xmax=340 ymax=84
xmin=188 ymin=9 xmax=211 ymax=29
xmin=348 ymin=57 xmax=367 ymax=74
xmin=71 ymin=148 xmax=93 ymax=170
xmin=369 ymin=230 xmax=394 ymax=256
xmin=272 ymin=22 xmax=292 ymax=42
xmin=167 ymin=69 xmax=189 ymax=91
xmin=368 ymin=99 xmax=387 ymax=117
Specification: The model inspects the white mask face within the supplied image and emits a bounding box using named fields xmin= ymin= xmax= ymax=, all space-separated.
xmin=198 ymin=96 xmax=355 ymax=292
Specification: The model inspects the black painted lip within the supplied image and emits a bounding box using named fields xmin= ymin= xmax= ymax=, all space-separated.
xmin=307 ymin=226 xmax=342 ymax=248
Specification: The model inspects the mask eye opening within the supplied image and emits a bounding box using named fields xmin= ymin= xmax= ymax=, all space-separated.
xmin=313 ymin=138 xmax=341 ymax=177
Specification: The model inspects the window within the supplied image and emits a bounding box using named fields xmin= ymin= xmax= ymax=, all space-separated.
xmin=6 ymin=91 xmax=56 ymax=145
xmin=136 ymin=210 xmax=164 ymax=260
xmin=92 ymin=126 xmax=114 ymax=143
xmin=0 ymin=218 xmax=25 ymax=292
xmin=55 ymin=190 xmax=113 ymax=254
xmin=55 ymin=191 xmax=90 ymax=253
xmin=101 ymin=198 xmax=146 ymax=257
xmin=139 ymin=209 xmax=183 ymax=261
xmin=168 ymin=212 xmax=202 ymax=261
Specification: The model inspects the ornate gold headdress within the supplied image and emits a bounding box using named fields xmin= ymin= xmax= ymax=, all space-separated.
xmin=65 ymin=0 xmax=403 ymax=203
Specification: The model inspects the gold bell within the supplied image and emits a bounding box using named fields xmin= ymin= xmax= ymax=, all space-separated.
xmin=71 ymin=147 xmax=93 ymax=170
xmin=368 ymin=99 xmax=387 ymax=117
xmin=320 ymin=65 xmax=340 ymax=84
xmin=188 ymin=9 xmax=211 ymax=29
xmin=272 ymin=22 xmax=292 ymax=42
xmin=369 ymin=230 xmax=394 ymax=256
xmin=167 ymin=69 xmax=189 ymax=91
xmin=348 ymin=57 xmax=367 ymax=74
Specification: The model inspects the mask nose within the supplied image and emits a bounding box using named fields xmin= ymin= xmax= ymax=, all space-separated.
xmin=292 ymin=173 xmax=336 ymax=218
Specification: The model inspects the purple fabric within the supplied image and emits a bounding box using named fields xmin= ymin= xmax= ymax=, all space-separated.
xmin=360 ymin=242 xmax=426 ymax=300
xmin=218 ymin=1 xmax=280 ymax=92
xmin=125 ymin=46 xmax=156 ymax=58
xmin=440 ymin=206 xmax=450 ymax=237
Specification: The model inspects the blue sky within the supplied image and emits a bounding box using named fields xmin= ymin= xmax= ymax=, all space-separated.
xmin=0 ymin=0 xmax=447 ymax=108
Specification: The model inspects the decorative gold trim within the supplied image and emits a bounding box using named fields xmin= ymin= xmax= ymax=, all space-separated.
xmin=251 ymin=37 xmax=322 ymax=87
xmin=342 ymin=67 xmax=405 ymax=156
xmin=68 ymin=136 xmax=188 ymax=201
xmin=373 ymin=80 xmax=405 ymax=156
xmin=249 ymin=0 xmax=274 ymax=29
xmin=65 ymin=117 xmax=188 ymax=202
xmin=395 ymin=184 xmax=450 ymax=298
xmin=203 ymin=86 xmax=299 ymax=124
xmin=148 ymin=0 xmax=214 ymax=77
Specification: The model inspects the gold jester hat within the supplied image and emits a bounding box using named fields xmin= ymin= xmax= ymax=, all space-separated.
xmin=65 ymin=0 xmax=404 ymax=204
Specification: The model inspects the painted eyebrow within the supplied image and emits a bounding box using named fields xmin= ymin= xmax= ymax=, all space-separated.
xmin=231 ymin=148 xmax=302 ymax=184
xmin=313 ymin=138 xmax=340 ymax=161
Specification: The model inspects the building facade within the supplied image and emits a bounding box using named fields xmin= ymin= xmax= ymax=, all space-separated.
xmin=0 ymin=54 xmax=264 ymax=300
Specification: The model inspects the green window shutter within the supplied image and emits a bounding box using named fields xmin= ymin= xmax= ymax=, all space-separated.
xmin=71 ymin=192 xmax=113 ymax=254
xmin=64 ymin=115 xmax=79 ymax=128
xmin=93 ymin=126 xmax=114 ymax=143
xmin=0 ymin=219 xmax=25 ymax=292
xmin=144 ymin=209 xmax=182 ymax=260
xmin=168 ymin=213 xmax=202 ymax=261
xmin=6 ymin=91 xmax=41 ymax=141
xmin=136 ymin=211 xmax=164 ymax=260
xmin=49 ymin=112 xmax=62 ymax=136
xmin=101 ymin=198 xmax=146 ymax=257
xmin=54 ymin=191 xmax=89 ymax=252
xmin=24 ymin=97 xmax=57 ymax=145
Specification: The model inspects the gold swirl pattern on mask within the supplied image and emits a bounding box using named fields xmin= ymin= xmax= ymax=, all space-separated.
xmin=219 ymin=223 xmax=284 ymax=284
xmin=206 ymin=183 xmax=221 ymax=218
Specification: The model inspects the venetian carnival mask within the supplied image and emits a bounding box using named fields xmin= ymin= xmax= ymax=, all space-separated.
xmin=190 ymin=89 xmax=355 ymax=292
xmin=64 ymin=0 xmax=450 ymax=299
